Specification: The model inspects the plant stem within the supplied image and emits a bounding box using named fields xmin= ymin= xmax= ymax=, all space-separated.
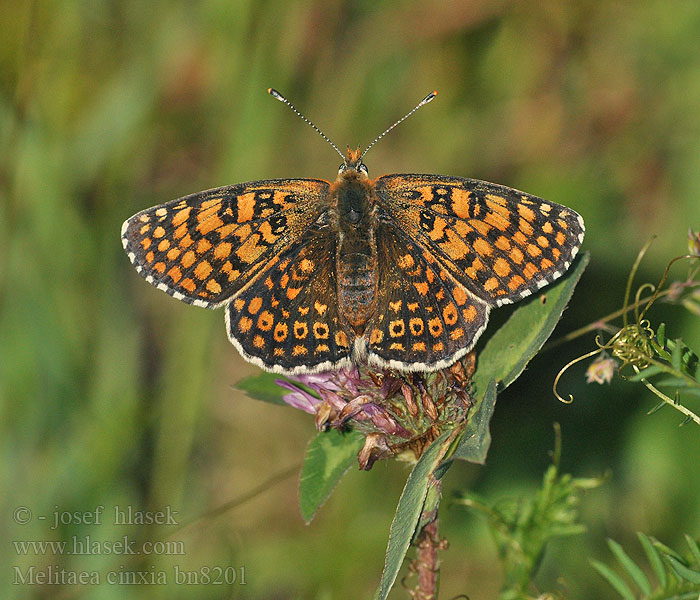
xmin=412 ymin=476 xmax=443 ymax=600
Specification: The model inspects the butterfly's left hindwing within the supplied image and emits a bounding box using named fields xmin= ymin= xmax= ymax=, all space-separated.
xmin=121 ymin=179 xmax=329 ymax=308
xmin=375 ymin=174 xmax=585 ymax=307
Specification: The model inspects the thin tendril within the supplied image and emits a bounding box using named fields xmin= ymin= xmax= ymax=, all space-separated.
xmin=623 ymin=236 xmax=656 ymax=327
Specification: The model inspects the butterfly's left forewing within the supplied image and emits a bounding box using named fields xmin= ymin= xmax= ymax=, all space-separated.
xmin=121 ymin=179 xmax=330 ymax=308
xmin=375 ymin=174 xmax=584 ymax=307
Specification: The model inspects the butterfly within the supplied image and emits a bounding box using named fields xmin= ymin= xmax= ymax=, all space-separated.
xmin=122 ymin=89 xmax=584 ymax=374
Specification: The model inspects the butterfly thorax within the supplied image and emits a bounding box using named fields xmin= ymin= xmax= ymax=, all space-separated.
xmin=332 ymin=167 xmax=378 ymax=334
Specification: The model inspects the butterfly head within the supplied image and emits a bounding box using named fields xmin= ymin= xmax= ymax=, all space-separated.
xmin=338 ymin=146 xmax=369 ymax=179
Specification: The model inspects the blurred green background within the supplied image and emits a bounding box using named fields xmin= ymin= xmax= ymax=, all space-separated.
xmin=2 ymin=1 xmax=700 ymax=598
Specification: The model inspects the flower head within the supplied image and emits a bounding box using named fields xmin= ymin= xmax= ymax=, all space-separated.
xmin=585 ymin=355 xmax=617 ymax=385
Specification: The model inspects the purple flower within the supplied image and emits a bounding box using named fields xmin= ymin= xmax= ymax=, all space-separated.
xmin=585 ymin=356 xmax=617 ymax=385
xmin=275 ymin=379 xmax=322 ymax=414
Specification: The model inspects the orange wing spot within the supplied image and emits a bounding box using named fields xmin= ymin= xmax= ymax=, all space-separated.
xmin=141 ymin=238 xmax=152 ymax=250
xmin=194 ymin=260 xmax=212 ymax=280
xmin=315 ymin=344 xmax=330 ymax=354
xmin=153 ymin=226 xmax=165 ymax=238
xmin=473 ymin=237 xmax=493 ymax=257
xmin=523 ymin=262 xmax=539 ymax=279
xmin=139 ymin=215 xmax=150 ymax=223
xmin=158 ymin=239 xmax=170 ymax=252
xmin=485 ymin=211 xmax=510 ymax=231
xmin=234 ymin=193 xmax=255 ymax=223
xmin=552 ymin=248 xmax=561 ymax=259
xmin=428 ymin=317 xmax=443 ymax=337
xmin=484 ymin=277 xmax=499 ymax=291
xmin=519 ymin=218 xmax=534 ymax=236
xmin=335 ymin=331 xmax=349 ymax=348
xmin=174 ymin=224 xmax=187 ymax=239
xmin=409 ymin=318 xmax=424 ymax=336
xmin=146 ymin=251 xmax=155 ymax=262
xmin=273 ymin=348 xmax=285 ymax=357
xmin=443 ymin=303 xmax=458 ymax=325
xmin=257 ymin=310 xmax=273 ymax=331
xmin=274 ymin=323 xmax=288 ymax=342
xmin=510 ymin=247 xmax=524 ymax=264
xmin=414 ymin=282 xmax=429 ymax=296
xmin=537 ymin=235 xmax=549 ymax=248
xmin=236 ymin=235 xmax=265 ymax=265
xmin=238 ymin=317 xmax=252 ymax=332
xmin=462 ymin=305 xmax=477 ymax=322
xmin=508 ymin=275 xmax=525 ymax=290
xmin=494 ymin=257 xmax=511 ymax=277
xmin=465 ymin=257 xmax=484 ymax=279
xmin=389 ymin=342 xmax=405 ymax=351
xmin=196 ymin=203 xmax=220 ymax=223
xmin=300 ymin=258 xmax=314 ymax=273
xmin=434 ymin=289 xmax=445 ymax=302
xmin=370 ymin=328 xmax=383 ymax=344
xmin=206 ymin=279 xmax=221 ymax=294
xmin=450 ymin=327 xmax=464 ymax=340
xmin=167 ymin=247 xmax=181 ymax=261
xmin=470 ymin=219 xmax=491 ymax=237
xmin=518 ymin=204 xmax=535 ymax=221
xmin=314 ymin=301 xmax=327 ymax=315
xmin=262 ymin=276 xmax=273 ymax=290
xmin=426 ymin=269 xmax=435 ymax=283
xmin=259 ymin=221 xmax=279 ymax=245
xmin=313 ymin=322 xmax=329 ymax=339
xmin=280 ymin=273 xmax=289 ymax=288
xmin=233 ymin=224 xmax=252 ymax=241
xmin=197 ymin=215 xmax=224 ymax=235
xmin=293 ymin=321 xmax=308 ymax=339
xmin=200 ymin=198 xmax=220 ymax=209
xmin=453 ymin=219 xmax=472 ymax=237
xmin=197 ymin=239 xmax=212 ymax=254
xmin=221 ymin=261 xmax=240 ymax=281
xmin=557 ymin=219 xmax=568 ymax=230
xmin=389 ymin=300 xmax=402 ymax=312
xmin=168 ymin=266 xmax=182 ymax=283
xmin=180 ymin=250 xmax=196 ymax=268
xmin=210 ymin=242 xmax=231 ymax=261
xmin=292 ymin=345 xmax=308 ymax=356
xmin=540 ymin=258 xmax=554 ymax=269
xmin=181 ymin=278 xmax=196 ymax=293
xmin=432 ymin=342 xmax=445 ymax=352
xmin=389 ymin=319 xmax=405 ymax=337
xmin=428 ymin=216 xmax=448 ymax=241
xmin=513 ymin=231 xmax=527 ymax=245
xmin=216 ymin=223 xmax=236 ymax=238
xmin=452 ymin=285 xmax=468 ymax=305
xmin=253 ymin=335 xmax=265 ymax=348
xmin=286 ymin=287 xmax=302 ymax=300
xmin=555 ymin=231 xmax=566 ymax=245
xmin=527 ymin=244 xmax=542 ymax=257
xmin=412 ymin=342 xmax=427 ymax=351
xmin=539 ymin=203 xmax=552 ymax=214
xmin=450 ymin=188 xmax=472 ymax=219
xmin=139 ymin=224 xmax=150 ymax=235
xmin=155 ymin=208 xmax=167 ymax=217
xmin=398 ymin=253 xmax=415 ymax=269
xmin=442 ymin=230 xmax=469 ymax=260
xmin=281 ymin=308 xmax=289 ymax=318
xmin=179 ymin=234 xmax=194 ymax=249
xmin=233 ymin=298 xmax=245 ymax=311
xmin=247 ymin=297 xmax=263 ymax=314
xmin=299 ymin=306 xmax=310 ymax=315
xmin=172 ymin=207 xmax=191 ymax=227
xmin=543 ymin=221 xmax=554 ymax=233
xmin=153 ymin=262 xmax=166 ymax=273
xmin=485 ymin=193 xmax=507 ymax=207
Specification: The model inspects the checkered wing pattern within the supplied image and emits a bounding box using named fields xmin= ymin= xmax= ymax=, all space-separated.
xmin=225 ymin=222 xmax=352 ymax=373
xmin=121 ymin=179 xmax=330 ymax=308
xmin=364 ymin=222 xmax=490 ymax=371
xmin=375 ymin=175 xmax=585 ymax=307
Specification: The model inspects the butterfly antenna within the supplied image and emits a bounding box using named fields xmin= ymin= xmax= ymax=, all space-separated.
xmin=268 ymin=88 xmax=345 ymax=162
xmin=361 ymin=91 xmax=437 ymax=160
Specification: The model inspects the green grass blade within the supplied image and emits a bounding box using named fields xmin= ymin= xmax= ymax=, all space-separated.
xmin=591 ymin=559 xmax=636 ymax=600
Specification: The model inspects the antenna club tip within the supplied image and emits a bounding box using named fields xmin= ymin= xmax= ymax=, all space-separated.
xmin=268 ymin=88 xmax=284 ymax=101
xmin=433 ymin=90 xmax=438 ymax=96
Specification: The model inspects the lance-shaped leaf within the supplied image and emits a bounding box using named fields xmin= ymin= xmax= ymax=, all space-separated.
xmin=448 ymin=378 xmax=498 ymax=463
xmin=236 ymin=372 xmax=289 ymax=405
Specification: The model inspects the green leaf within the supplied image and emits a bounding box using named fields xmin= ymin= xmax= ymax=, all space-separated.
xmin=299 ymin=429 xmax=365 ymax=524
xmin=685 ymin=534 xmax=700 ymax=567
xmin=591 ymin=559 xmax=636 ymax=600
xmin=628 ymin=365 xmax=666 ymax=381
xmin=672 ymin=339 xmax=683 ymax=370
xmin=236 ymin=373 xmax=288 ymax=405
xmin=657 ymin=323 xmax=666 ymax=348
xmin=608 ymin=538 xmax=652 ymax=596
xmin=666 ymin=555 xmax=700 ymax=584
xmin=472 ymin=252 xmax=589 ymax=397
xmin=375 ymin=429 xmax=455 ymax=600
xmin=638 ymin=531 xmax=667 ymax=589
xmin=448 ymin=379 xmax=498 ymax=464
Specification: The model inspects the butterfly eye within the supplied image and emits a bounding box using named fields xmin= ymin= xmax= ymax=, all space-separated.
xmin=358 ymin=163 xmax=369 ymax=175
xmin=338 ymin=163 xmax=347 ymax=173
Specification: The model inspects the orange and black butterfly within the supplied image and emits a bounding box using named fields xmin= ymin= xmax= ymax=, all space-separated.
xmin=122 ymin=90 xmax=584 ymax=374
